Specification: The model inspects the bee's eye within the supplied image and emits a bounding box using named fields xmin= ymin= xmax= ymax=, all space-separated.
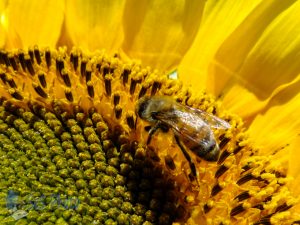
xmin=151 ymin=112 xmax=158 ymax=119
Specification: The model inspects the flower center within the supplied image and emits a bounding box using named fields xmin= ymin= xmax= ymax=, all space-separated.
xmin=0 ymin=46 xmax=298 ymax=224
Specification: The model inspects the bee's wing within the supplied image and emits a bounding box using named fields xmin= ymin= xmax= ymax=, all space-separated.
xmin=186 ymin=106 xmax=230 ymax=130
xmin=154 ymin=108 xmax=212 ymax=146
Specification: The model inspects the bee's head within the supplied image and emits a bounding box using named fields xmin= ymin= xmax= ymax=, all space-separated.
xmin=136 ymin=96 xmax=171 ymax=123
xmin=136 ymin=96 xmax=152 ymax=121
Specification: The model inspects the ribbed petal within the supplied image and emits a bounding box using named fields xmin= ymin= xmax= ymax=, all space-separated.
xmin=121 ymin=0 xmax=204 ymax=70
xmin=223 ymin=0 xmax=300 ymax=100
xmin=4 ymin=0 xmax=64 ymax=49
xmin=65 ymin=0 xmax=125 ymax=52
xmin=221 ymin=84 xmax=267 ymax=122
xmin=179 ymin=1 xmax=300 ymax=117
xmin=178 ymin=0 xmax=265 ymax=92
xmin=247 ymin=90 xmax=300 ymax=194
xmin=0 ymin=1 xmax=7 ymax=48
xmin=222 ymin=69 xmax=300 ymax=122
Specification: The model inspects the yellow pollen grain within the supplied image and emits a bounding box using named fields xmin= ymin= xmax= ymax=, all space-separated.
xmin=207 ymin=199 xmax=214 ymax=208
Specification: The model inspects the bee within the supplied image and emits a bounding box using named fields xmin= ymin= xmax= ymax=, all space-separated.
xmin=136 ymin=96 xmax=230 ymax=178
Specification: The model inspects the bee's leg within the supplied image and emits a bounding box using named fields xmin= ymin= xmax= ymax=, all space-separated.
xmin=174 ymin=135 xmax=197 ymax=179
xmin=146 ymin=122 xmax=161 ymax=145
xmin=146 ymin=122 xmax=169 ymax=145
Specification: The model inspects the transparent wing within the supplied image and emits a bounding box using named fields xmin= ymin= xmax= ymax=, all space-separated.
xmin=186 ymin=106 xmax=230 ymax=130
xmin=154 ymin=107 xmax=213 ymax=147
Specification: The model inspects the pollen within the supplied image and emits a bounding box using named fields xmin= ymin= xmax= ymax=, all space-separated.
xmin=0 ymin=46 xmax=299 ymax=224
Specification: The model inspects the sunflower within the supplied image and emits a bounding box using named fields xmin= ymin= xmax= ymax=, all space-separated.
xmin=0 ymin=1 xmax=299 ymax=225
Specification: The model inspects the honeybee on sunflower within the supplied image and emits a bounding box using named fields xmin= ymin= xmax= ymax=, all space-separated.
xmin=0 ymin=1 xmax=300 ymax=225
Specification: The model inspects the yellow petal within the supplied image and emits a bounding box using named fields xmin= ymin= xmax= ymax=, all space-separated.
xmin=224 ymin=0 xmax=300 ymax=101
xmin=179 ymin=1 xmax=300 ymax=108
xmin=222 ymin=72 xmax=300 ymax=123
xmin=178 ymin=0 xmax=264 ymax=93
xmin=122 ymin=0 xmax=205 ymax=70
xmin=4 ymin=0 xmax=64 ymax=49
xmin=65 ymin=0 xmax=125 ymax=52
xmin=247 ymin=89 xmax=300 ymax=152
xmin=0 ymin=1 xmax=7 ymax=48
xmin=221 ymin=84 xmax=268 ymax=123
